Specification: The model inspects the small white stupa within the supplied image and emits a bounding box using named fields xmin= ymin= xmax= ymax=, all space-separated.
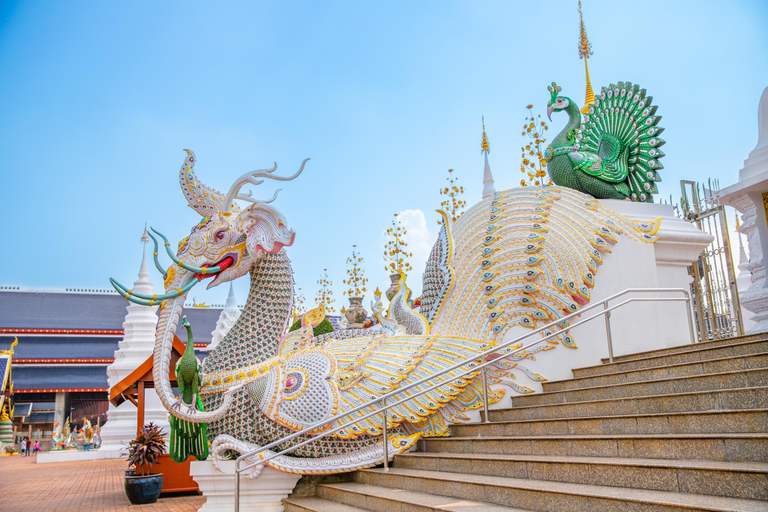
xmin=203 ymin=283 xmax=241 ymax=352
xmin=99 ymin=226 xmax=171 ymax=456
xmin=481 ymin=117 xmax=496 ymax=201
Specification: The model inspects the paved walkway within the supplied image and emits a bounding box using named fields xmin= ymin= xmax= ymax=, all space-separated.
xmin=0 ymin=454 xmax=206 ymax=511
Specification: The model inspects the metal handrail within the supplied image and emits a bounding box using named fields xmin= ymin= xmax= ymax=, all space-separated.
xmin=233 ymin=287 xmax=693 ymax=510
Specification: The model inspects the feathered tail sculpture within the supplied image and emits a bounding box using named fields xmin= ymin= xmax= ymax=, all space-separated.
xmin=170 ymin=317 xmax=209 ymax=462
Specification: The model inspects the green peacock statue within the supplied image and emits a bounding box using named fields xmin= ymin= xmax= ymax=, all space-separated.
xmin=169 ymin=316 xmax=209 ymax=463
xmin=544 ymin=81 xmax=665 ymax=202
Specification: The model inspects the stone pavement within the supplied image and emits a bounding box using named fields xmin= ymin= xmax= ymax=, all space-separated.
xmin=0 ymin=454 xmax=205 ymax=511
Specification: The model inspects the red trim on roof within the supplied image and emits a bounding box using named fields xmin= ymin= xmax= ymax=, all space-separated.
xmin=0 ymin=328 xmax=123 ymax=336
xmin=14 ymin=358 xmax=114 ymax=364
xmin=193 ymin=343 xmax=210 ymax=348
xmin=15 ymin=388 xmax=109 ymax=393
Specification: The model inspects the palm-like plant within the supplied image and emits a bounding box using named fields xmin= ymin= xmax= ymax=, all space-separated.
xmin=127 ymin=423 xmax=167 ymax=476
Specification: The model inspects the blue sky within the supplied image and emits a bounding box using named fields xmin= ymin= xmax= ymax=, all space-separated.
xmin=1 ymin=1 xmax=766 ymax=311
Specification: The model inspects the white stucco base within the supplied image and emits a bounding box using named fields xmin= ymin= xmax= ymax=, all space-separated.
xmin=190 ymin=460 xmax=301 ymax=512
xmin=37 ymin=448 xmax=117 ymax=464
xmin=490 ymin=200 xmax=713 ymax=400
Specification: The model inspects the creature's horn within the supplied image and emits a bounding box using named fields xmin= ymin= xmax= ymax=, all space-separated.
xmin=109 ymin=279 xmax=166 ymax=306
xmin=150 ymin=227 xmax=228 ymax=275
xmin=110 ymin=277 xmax=199 ymax=302
xmin=146 ymin=231 xmax=167 ymax=275
xmin=222 ymin=158 xmax=310 ymax=214
xmin=178 ymin=149 xmax=232 ymax=216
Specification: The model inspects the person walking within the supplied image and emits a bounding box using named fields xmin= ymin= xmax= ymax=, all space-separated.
xmin=20 ymin=438 xmax=26 ymax=456
xmin=33 ymin=441 xmax=40 ymax=456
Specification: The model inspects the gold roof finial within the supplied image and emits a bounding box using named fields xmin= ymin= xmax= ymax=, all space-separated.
xmin=578 ymin=0 xmax=595 ymax=114
xmin=481 ymin=116 xmax=490 ymax=153
xmin=0 ymin=337 xmax=17 ymax=356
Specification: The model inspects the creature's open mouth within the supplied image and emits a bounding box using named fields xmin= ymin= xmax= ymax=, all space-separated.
xmin=196 ymin=254 xmax=236 ymax=283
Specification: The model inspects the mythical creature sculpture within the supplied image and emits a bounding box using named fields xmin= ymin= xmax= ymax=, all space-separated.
xmin=81 ymin=418 xmax=94 ymax=450
xmin=111 ymin=150 xmax=660 ymax=475
xmin=544 ymin=81 xmax=665 ymax=202
xmin=169 ymin=317 xmax=208 ymax=462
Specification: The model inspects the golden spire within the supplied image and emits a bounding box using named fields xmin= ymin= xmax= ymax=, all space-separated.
xmin=578 ymin=0 xmax=595 ymax=114
xmin=481 ymin=116 xmax=490 ymax=153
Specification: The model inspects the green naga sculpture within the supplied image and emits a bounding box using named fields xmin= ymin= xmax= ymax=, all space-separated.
xmin=169 ymin=316 xmax=209 ymax=463
xmin=544 ymin=81 xmax=665 ymax=202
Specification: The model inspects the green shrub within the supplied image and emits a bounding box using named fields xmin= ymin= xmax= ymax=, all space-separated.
xmin=289 ymin=317 xmax=335 ymax=336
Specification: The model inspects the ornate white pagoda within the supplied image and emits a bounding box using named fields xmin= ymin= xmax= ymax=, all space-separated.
xmin=98 ymin=227 xmax=171 ymax=456
xmin=719 ymin=86 xmax=768 ymax=334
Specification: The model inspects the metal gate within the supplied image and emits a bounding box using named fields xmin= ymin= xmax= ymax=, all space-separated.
xmin=680 ymin=180 xmax=743 ymax=340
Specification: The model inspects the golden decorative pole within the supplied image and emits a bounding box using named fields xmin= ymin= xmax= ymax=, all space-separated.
xmin=578 ymin=0 xmax=595 ymax=114
xmin=315 ymin=269 xmax=335 ymax=313
xmin=440 ymin=169 xmax=467 ymax=223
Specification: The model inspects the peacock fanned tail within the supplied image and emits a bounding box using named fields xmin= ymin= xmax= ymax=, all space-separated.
xmin=170 ymin=395 xmax=209 ymax=463
xmin=578 ymin=82 xmax=665 ymax=202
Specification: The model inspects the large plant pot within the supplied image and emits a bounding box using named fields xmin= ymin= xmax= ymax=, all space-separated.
xmin=124 ymin=473 xmax=163 ymax=505
xmin=345 ymin=297 xmax=368 ymax=328
xmin=386 ymin=273 xmax=400 ymax=301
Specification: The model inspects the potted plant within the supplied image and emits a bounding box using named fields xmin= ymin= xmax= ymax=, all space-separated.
xmin=124 ymin=422 xmax=167 ymax=505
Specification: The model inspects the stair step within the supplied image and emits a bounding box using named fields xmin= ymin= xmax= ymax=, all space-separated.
xmin=488 ymin=387 xmax=768 ymax=422
xmin=601 ymin=333 xmax=768 ymax=363
xmin=317 ymin=481 xmax=530 ymax=512
xmin=545 ymin=352 xmax=768 ymax=392
xmin=452 ymin=409 xmax=768 ymax=437
xmin=395 ymin=452 xmax=768 ymax=500
xmin=355 ymin=467 xmax=768 ymax=512
xmin=574 ymin=338 xmax=768 ymax=377
xmin=423 ymin=433 xmax=768 ymax=462
xmin=510 ymin=368 xmax=768 ymax=407
xmin=284 ymin=496 xmax=369 ymax=512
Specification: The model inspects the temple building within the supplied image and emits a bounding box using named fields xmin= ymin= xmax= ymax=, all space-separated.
xmin=0 ymin=285 xmax=227 ymax=443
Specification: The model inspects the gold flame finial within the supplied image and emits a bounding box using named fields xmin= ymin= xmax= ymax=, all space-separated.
xmin=481 ymin=116 xmax=490 ymax=153
xmin=578 ymin=0 xmax=595 ymax=114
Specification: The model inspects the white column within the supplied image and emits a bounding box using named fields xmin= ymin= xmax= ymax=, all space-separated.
xmin=719 ymin=87 xmax=768 ymax=334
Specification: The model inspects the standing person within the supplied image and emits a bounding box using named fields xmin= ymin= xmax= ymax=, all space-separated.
xmin=20 ymin=438 xmax=26 ymax=456
xmin=33 ymin=441 xmax=40 ymax=456
xmin=25 ymin=438 xmax=31 ymax=456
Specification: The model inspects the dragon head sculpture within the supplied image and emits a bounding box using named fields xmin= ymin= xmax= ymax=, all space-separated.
xmin=109 ymin=150 xmax=309 ymax=422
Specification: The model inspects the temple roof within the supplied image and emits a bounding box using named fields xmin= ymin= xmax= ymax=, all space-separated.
xmin=13 ymin=364 xmax=109 ymax=392
xmin=0 ymin=289 xmax=226 ymax=344
xmin=1 ymin=335 xmax=120 ymax=359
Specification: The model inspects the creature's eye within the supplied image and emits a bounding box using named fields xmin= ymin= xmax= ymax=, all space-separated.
xmin=189 ymin=155 xmax=194 ymax=162
xmin=215 ymin=230 xmax=226 ymax=241
xmin=557 ymin=98 xmax=563 ymax=103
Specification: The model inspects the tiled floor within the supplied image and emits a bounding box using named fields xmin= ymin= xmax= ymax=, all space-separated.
xmin=0 ymin=454 xmax=205 ymax=511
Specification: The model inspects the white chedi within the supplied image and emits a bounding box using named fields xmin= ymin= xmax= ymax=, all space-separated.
xmin=204 ymin=283 xmax=241 ymax=352
xmin=99 ymin=228 xmax=171 ymax=456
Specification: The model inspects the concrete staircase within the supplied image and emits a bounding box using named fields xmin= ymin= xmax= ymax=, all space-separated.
xmin=284 ymin=333 xmax=768 ymax=512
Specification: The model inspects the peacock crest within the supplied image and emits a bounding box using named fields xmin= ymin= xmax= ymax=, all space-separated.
xmin=546 ymin=81 xmax=665 ymax=203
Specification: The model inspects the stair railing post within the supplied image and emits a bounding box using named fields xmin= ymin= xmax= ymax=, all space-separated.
xmin=684 ymin=290 xmax=696 ymax=344
xmin=604 ymin=302 xmax=614 ymax=363
xmin=382 ymin=398 xmax=389 ymax=471
xmin=235 ymin=459 xmax=241 ymax=512
xmin=481 ymin=355 xmax=490 ymax=423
